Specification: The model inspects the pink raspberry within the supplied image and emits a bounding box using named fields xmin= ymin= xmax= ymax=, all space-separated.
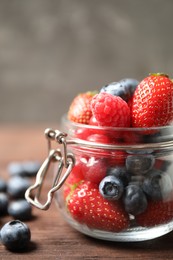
xmin=91 ymin=93 xmax=131 ymax=127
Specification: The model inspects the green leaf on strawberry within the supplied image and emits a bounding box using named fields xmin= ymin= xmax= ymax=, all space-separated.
xmin=63 ymin=158 xmax=86 ymax=200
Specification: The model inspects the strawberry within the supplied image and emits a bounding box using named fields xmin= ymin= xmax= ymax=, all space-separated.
xmin=68 ymin=91 xmax=96 ymax=124
xmin=82 ymin=157 xmax=107 ymax=184
xmin=63 ymin=157 xmax=86 ymax=199
xmin=106 ymin=150 xmax=127 ymax=167
xmin=67 ymin=181 xmax=130 ymax=232
xmin=74 ymin=127 xmax=91 ymax=140
xmin=86 ymin=133 xmax=111 ymax=144
xmin=136 ymin=199 xmax=173 ymax=227
xmin=131 ymin=74 xmax=173 ymax=127
xmin=89 ymin=116 xmax=99 ymax=126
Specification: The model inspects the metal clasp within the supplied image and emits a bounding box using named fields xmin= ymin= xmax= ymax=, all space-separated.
xmin=25 ymin=128 xmax=75 ymax=210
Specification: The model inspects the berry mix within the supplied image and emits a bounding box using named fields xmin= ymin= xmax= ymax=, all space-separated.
xmin=63 ymin=73 xmax=173 ymax=232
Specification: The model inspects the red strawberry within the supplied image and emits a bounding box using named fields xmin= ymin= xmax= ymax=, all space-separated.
xmin=86 ymin=133 xmax=111 ymax=144
xmin=82 ymin=157 xmax=107 ymax=184
xmin=68 ymin=91 xmax=96 ymax=124
xmin=63 ymin=157 xmax=86 ymax=199
xmin=74 ymin=127 xmax=91 ymax=140
xmin=131 ymin=74 xmax=173 ymax=127
xmin=89 ymin=116 xmax=99 ymax=126
xmin=91 ymin=92 xmax=131 ymax=127
xmin=136 ymin=199 xmax=173 ymax=227
xmin=106 ymin=150 xmax=127 ymax=167
xmin=67 ymin=181 xmax=130 ymax=232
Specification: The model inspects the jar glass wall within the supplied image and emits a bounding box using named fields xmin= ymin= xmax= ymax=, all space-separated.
xmin=55 ymin=116 xmax=173 ymax=242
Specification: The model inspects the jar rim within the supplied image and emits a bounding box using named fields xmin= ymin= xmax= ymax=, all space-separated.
xmin=61 ymin=115 xmax=173 ymax=151
xmin=62 ymin=114 xmax=173 ymax=132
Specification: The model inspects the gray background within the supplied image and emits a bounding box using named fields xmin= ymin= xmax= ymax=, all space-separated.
xmin=0 ymin=0 xmax=173 ymax=123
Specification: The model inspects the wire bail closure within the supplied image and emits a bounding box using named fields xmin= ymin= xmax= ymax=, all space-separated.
xmin=25 ymin=128 xmax=75 ymax=210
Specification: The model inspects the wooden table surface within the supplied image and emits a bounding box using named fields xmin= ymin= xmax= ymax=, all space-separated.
xmin=1 ymin=124 xmax=173 ymax=259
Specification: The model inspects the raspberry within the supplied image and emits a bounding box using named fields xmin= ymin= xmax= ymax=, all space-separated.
xmin=91 ymin=93 xmax=131 ymax=127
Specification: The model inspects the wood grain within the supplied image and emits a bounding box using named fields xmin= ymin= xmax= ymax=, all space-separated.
xmin=1 ymin=124 xmax=173 ymax=259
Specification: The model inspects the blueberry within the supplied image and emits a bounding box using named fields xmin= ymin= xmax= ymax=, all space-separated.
xmin=8 ymin=199 xmax=32 ymax=220
xmin=106 ymin=166 xmax=130 ymax=186
xmin=8 ymin=161 xmax=40 ymax=177
xmin=0 ymin=220 xmax=31 ymax=250
xmin=123 ymin=184 xmax=148 ymax=215
xmin=0 ymin=192 xmax=8 ymax=215
xmin=7 ymin=162 xmax=24 ymax=176
xmin=22 ymin=161 xmax=40 ymax=177
xmin=126 ymin=155 xmax=155 ymax=175
xmin=100 ymin=78 xmax=139 ymax=102
xmin=0 ymin=178 xmax=7 ymax=192
xmin=142 ymin=169 xmax=173 ymax=200
xmin=99 ymin=175 xmax=124 ymax=200
xmin=126 ymin=149 xmax=154 ymax=155
xmin=7 ymin=176 xmax=31 ymax=199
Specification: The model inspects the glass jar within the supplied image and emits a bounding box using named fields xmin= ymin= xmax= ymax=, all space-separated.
xmin=25 ymin=116 xmax=173 ymax=242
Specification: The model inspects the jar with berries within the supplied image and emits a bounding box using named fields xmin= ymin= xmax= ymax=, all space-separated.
xmin=26 ymin=74 xmax=173 ymax=242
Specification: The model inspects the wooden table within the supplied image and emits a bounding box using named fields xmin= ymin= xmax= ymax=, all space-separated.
xmin=1 ymin=124 xmax=173 ymax=259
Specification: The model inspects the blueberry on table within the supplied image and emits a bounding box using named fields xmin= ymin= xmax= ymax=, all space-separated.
xmin=0 ymin=220 xmax=31 ymax=250
xmin=123 ymin=184 xmax=148 ymax=215
xmin=0 ymin=192 xmax=8 ymax=215
xmin=8 ymin=199 xmax=32 ymax=220
xmin=8 ymin=161 xmax=40 ymax=177
xmin=7 ymin=176 xmax=31 ymax=199
xmin=142 ymin=169 xmax=173 ymax=200
xmin=100 ymin=78 xmax=139 ymax=102
xmin=99 ymin=175 xmax=124 ymax=200
xmin=22 ymin=161 xmax=41 ymax=177
xmin=7 ymin=162 xmax=25 ymax=176
xmin=126 ymin=155 xmax=155 ymax=175
xmin=0 ymin=178 xmax=7 ymax=192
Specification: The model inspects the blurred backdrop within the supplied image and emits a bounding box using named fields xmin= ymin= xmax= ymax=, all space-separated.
xmin=0 ymin=0 xmax=173 ymax=123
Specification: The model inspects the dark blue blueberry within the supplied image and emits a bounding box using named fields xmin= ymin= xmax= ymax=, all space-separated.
xmin=126 ymin=149 xmax=154 ymax=155
xmin=142 ymin=169 xmax=172 ymax=200
xmin=126 ymin=155 xmax=155 ymax=175
xmin=0 ymin=178 xmax=7 ymax=192
xmin=8 ymin=199 xmax=32 ymax=220
xmin=0 ymin=220 xmax=31 ymax=250
xmin=22 ymin=161 xmax=40 ymax=177
xmin=130 ymin=175 xmax=144 ymax=186
xmin=100 ymin=78 xmax=139 ymax=102
xmin=123 ymin=184 xmax=148 ymax=215
xmin=7 ymin=162 xmax=24 ymax=176
xmin=0 ymin=192 xmax=8 ymax=215
xmin=8 ymin=161 xmax=40 ymax=177
xmin=99 ymin=175 xmax=124 ymax=200
xmin=7 ymin=176 xmax=31 ymax=199
xmin=106 ymin=166 xmax=130 ymax=186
